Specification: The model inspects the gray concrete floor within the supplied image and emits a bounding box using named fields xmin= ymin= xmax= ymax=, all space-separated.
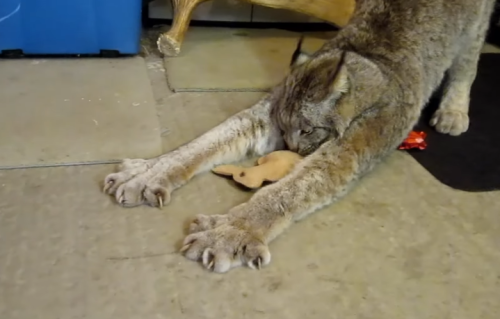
xmin=0 ymin=57 xmax=162 ymax=168
xmin=0 ymin=31 xmax=499 ymax=319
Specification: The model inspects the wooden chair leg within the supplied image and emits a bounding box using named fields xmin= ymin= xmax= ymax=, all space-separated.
xmin=157 ymin=0 xmax=208 ymax=56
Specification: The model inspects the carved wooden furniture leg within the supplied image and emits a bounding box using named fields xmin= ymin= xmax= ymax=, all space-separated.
xmin=157 ymin=0 xmax=355 ymax=57
xmin=250 ymin=0 xmax=355 ymax=27
xmin=157 ymin=0 xmax=209 ymax=56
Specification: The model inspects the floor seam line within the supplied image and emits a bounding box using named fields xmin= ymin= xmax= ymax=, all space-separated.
xmin=0 ymin=160 xmax=121 ymax=171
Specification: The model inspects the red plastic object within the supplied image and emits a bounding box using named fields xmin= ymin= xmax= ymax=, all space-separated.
xmin=399 ymin=131 xmax=427 ymax=150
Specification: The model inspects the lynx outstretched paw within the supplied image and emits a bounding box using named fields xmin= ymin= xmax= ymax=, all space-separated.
xmin=430 ymin=109 xmax=469 ymax=136
xmin=103 ymin=159 xmax=150 ymax=194
xmin=181 ymin=219 xmax=271 ymax=273
xmin=103 ymin=158 xmax=172 ymax=208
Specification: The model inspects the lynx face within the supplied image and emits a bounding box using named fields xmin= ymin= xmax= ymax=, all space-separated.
xmin=271 ymin=40 xmax=351 ymax=156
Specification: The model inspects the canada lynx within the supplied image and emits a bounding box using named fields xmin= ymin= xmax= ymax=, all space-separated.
xmin=104 ymin=0 xmax=496 ymax=272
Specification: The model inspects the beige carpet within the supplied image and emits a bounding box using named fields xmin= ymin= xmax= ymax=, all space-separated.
xmin=0 ymin=57 xmax=162 ymax=169
xmin=164 ymin=28 xmax=332 ymax=92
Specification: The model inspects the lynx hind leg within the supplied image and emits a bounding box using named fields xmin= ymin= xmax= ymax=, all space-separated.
xmin=430 ymin=27 xmax=488 ymax=136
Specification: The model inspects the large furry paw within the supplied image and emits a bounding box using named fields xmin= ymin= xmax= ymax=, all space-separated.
xmin=429 ymin=109 xmax=469 ymax=136
xmin=103 ymin=158 xmax=173 ymax=208
xmin=181 ymin=214 xmax=271 ymax=273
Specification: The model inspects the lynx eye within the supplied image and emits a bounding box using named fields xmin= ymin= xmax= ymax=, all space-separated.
xmin=299 ymin=129 xmax=313 ymax=136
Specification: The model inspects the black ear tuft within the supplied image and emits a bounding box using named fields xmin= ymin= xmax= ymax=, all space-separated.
xmin=290 ymin=36 xmax=304 ymax=64
xmin=290 ymin=36 xmax=311 ymax=67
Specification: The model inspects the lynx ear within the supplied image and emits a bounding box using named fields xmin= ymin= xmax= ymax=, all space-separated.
xmin=290 ymin=36 xmax=311 ymax=67
xmin=329 ymin=51 xmax=349 ymax=94
xmin=332 ymin=68 xmax=349 ymax=93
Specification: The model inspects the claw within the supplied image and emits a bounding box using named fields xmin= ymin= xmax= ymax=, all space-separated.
xmin=118 ymin=195 xmax=124 ymax=204
xmin=208 ymin=260 xmax=214 ymax=271
xmin=158 ymin=195 xmax=163 ymax=208
xmin=179 ymin=243 xmax=191 ymax=253
xmin=256 ymin=257 xmax=262 ymax=270
xmin=103 ymin=180 xmax=114 ymax=192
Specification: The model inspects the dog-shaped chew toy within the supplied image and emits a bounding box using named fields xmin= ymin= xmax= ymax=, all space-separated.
xmin=212 ymin=150 xmax=303 ymax=189
xmin=212 ymin=131 xmax=426 ymax=189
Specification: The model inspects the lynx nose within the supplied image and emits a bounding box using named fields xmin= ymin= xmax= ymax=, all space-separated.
xmin=284 ymin=138 xmax=298 ymax=152
xmin=283 ymin=133 xmax=299 ymax=152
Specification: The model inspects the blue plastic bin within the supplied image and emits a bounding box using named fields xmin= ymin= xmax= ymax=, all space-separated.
xmin=0 ymin=0 xmax=142 ymax=55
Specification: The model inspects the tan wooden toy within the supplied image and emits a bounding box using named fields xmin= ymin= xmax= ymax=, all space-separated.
xmin=212 ymin=150 xmax=303 ymax=189
xmin=156 ymin=0 xmax=356 ymax=56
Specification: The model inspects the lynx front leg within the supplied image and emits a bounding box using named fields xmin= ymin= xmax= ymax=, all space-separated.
xmin=430 ymin=32 xmax=487 ymax=136
xmin=180 ymin=106 xmax=417 ymax=272
xmin=103 ymin=96 xmax=282 ymax=208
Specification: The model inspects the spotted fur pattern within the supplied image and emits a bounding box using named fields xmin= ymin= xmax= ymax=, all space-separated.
xmin=104 ymin=0 xmax=496 ymax=273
